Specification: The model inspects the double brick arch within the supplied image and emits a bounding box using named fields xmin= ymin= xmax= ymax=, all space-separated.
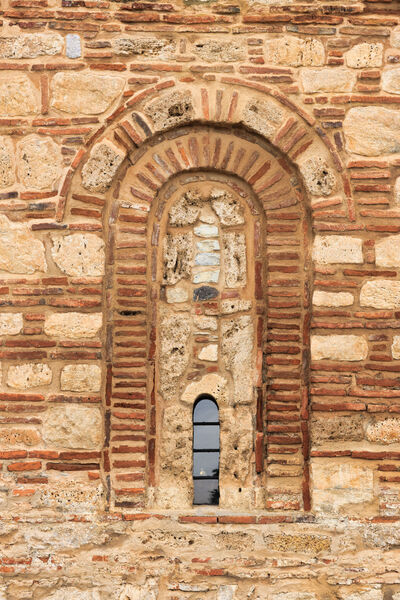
xmin=56 ymin=79 xmax=346 ymax=513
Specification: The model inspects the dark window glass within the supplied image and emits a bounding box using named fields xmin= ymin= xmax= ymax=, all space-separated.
xmin=193 ymin=396 xmax=219 ymax=505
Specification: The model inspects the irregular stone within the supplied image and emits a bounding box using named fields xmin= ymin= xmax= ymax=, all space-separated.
xmin=311 ymin=415 xmax=365 ymax=444
xmin=366 ymin=418 xmax=400 ymax=444
xmin=65 ymin=33 xmax=81 ymax=59
xmin=44 ymin=312 xmax=102 ymax=339
xmin=360 ymin=280 xmax=400 ymax=309
xmin=198 ymin=344 xmax=218 ymax=361
xmin=51 ymin=233 xmax=105 ymax=277
xmin=17 ymin=134 xmax=62 ymax=190
xmin=197 ymin=239 xmax=220 ymax=252
xmin=300 ymin=68 xmax=356 ymax=93
xmin=166 ymin=286 xmax=189 ymax=303
xmin=144 ymin=90 xmax=194 ymax=131
xmin=211 ymin=189 xmax=244 ymax=225
xmin=395 ymin=177 xmax=400 ymax=206
xmin=311 ymin=335 xmax=368 ymax=361
xmin=312 ymin=235 xmax=363 ymax=264
xmin=313 ymin=290 xmax=354 ymax=307
xmin=7 ymin=363 xmax=52 ymax=389
xmin=0 ymin=313 xmax=23 ymax=336
xmin=264 ymin=533 xmax=331 ymax=554
xmin=195 ymin=252 xmax=220 ymax=266
xmin=42 ymin=405 xmax=102 ymax=449
xmin=0 ymin=136 xmax=15 ymax=188
xmin=112 ymin=37 xmax=175 ymax=58
xmin=312 ymin=462 xmax=374 ymax=512
xmin=375 ymin=234 xmax=400 ymax=267
xmin=194 ymin=316 xmax=217 ymax=330
xmin=194 ymin=224 xmax=218 ymax=237
xmin=392 ymin=336 xmax=400 ymax=359
xmin=345 ymin=42 xmax=383 ymax=68
xmin=265 ymin=36 xmax=325 ymax=66
xmin=242 ymin=98 xmax=284 ymax=139
xmin=51 ymin=72 xmax=124 ymax=115
xmin=300 ymin=157 xmax=336 ymax=196
xmin=193 ymin=39 xmax=245 ymax=62
xmin=392 ymin=27 xmax=400 ymax=49
xmin=221 ymin=316 xmax=253 ymax=403
xmin=46 ymin=589 xmax=101 ymax=600
xmin=221 ymin=299 xmax=252 ymax=314
xmin=223 ymin=232 xmax=247 ymax=288
xmin=193 ymin=286 xmax=219 ymax=301
xmin=0 ymin=74 xmax=39 ymax=115
xmin=38 ymin=481 xmax=104 ymax=514
xmin=382 ymin=67 xmax=400 ymax=95
xmin=193 ymin=270 xmax=220 ymax=284
xmin=0 ymin=215 xmax=47 ymax=274
xmin=0 ymin=33 xmax=62 ymax=58
xmin=218 ymin=585 xmax=237 ymax=600
xmin=343 ymin=107 xmax=400 ymax=156
xmin=61 ymin=364 xmax=102 ymax=392
xmin=0 ymin=428 xmax=40 ymax=446
xmin=81 ymin=141 xmax=125 ymax=193
xmin=159 ymin=311 xmax=191 ymax=401
xmin=339 ymin=590 xmax=382 ymax=600
xmin=169 ymin=190 xmax=201 ymax=226
xmin=163 ymin=232 xmax=193 ymax=285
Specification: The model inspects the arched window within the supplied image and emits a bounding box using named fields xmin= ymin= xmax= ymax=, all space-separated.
xmin=193 ymin=396 xmax=220 ymax=506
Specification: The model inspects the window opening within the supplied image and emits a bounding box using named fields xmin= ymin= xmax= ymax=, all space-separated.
xmin=193 ymin=396 xmax=220 ymax=505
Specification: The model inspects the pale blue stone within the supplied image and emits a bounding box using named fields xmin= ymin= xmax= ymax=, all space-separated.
xmin=66 ymin=34 xmax=81 ymax=59
xmin=193 ymin=270 xmax=220 ymax=284
xmin=195 ymin=252 xmax=220 ymax=266
xmin=197 ymin=239 xmax=220 ymax=252
xmin=194 ymin=224 xmax=218 ymax=238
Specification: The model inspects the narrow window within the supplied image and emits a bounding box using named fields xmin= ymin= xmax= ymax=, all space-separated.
xmin=193 ymin=396 xmax=220 ymax=505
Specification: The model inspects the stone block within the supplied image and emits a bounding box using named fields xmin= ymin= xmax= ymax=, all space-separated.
xmin=264 ymin=533 xmax=331 ymax=553
xmin=392 ymin=27 xmax=400 ymax=49
xmin=242 ymin=98 xmax=284 ymax=139
xmin=113 ymin=37 xmax=175 ymax=58
xmin=42 ymin=405 xmax=102 ymax=449
xmin=0 ymin=215 xmax=47 ymax=274
xmin=44 ymin=312 xmax=102 ymax=339
xmin=193 ymin=285 xmax=219 ymax=300
xmin=382 ymin=68 xmax=400 ymax=95
xmin=0 ymin=313 xmax=23 ymax=336
xmin=366 ymin=418 xmax=400 ymax=444
xmin=211 ymin=189 xmax=244 ymax=225
xmin=360 ymin=280 xmax=400 ymax=309
xmin=51 ymin=72 xmax=124 ymax=114
xmin=222 ymin=316 xmax=253 ymax=403
xmin=193 ymin=270 xmax=219 ymax=284
xmin=39 ymin=481 xmax=104 ymax=513
xmin=312 ymin=290 xmax=354 ymax=307
xmin=312 ymin=462 xmax=374 ymax=512
xmin=392 ymin=336 xmax=400 ymax=359
xmin=311 ymin=335 xmax=368 ymax=361
xmin=194 ymin=224 xmax=218 ymax=237
xmin=221 ymin=299 xmax=252 ymax=314
xmin=0 ymin=33 xmax=62 ymax=58
xmin=47 ymin=587 xmax=101 ymax=600
xmin=223 ymin=232 xmax=247 ymax=287
xmin=395 ymin=177 xmax=400 ymax=206
xmin=265 ymin=36 xmax=325 ymax=66
xmin=7 ymin=363 xmax=52 ymax=389
xmin=312 ymin=235 xmax=363 ymax=264
xmin=17 ymin=135 xmax=62 ymax=190
xmin=61 ymin=364 xmax=101 ymax=392
xmin=0 ymin=74 xmax=39 ymax=115
xmin=343 ymin=107 xmax=400 ymax=156
xmin=193 ymin=39 xmax=245 ymax=62
xmin=311 ymin=415 xmax=364 ymax=444
xmin=169 ymin=190 xmax=201 ymax=226
xmin=375 ymin=234 xmax=400 ymax=267
xmin=65 ymin=34 xmax=81 ymax=59
xmin=300 ymin=157 xmax=336 ymax=196
xmin=300 ymin=68 xmax=356 ymax=93
xmin=194 ymin=316 xmax=217 ymax=330
xmin=198 ymin=344 xmax=218 ymax=361
xmin=345 ymin=43 xmax=383 ymax=68
xmin=160 ymin=311 xmax=191 ymax=401
xmin=197 ymin=239 xmax=220 ymax=251
xmin=166 ymin=286 xmax=189 ymax=303
xmin=81 ymin=141 xmax=125 ymax=193
xmin=144 ymin=90 xmax=194 ymax=131
xmin=0 ymin=428 xmax=40 ymax=446
xmin=163 ymin=232 xmax=193 ymax=285
xmin=51 ymin=233 xmax=105 ymax=277
xmin=0 ymin=136 xmax=15 ymax=188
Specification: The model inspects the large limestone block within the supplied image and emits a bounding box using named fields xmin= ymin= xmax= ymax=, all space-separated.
xmin=0 ymin=313 xmax=23 ymax=336
xmin=360 ymin=280 xmax=400 ymax=309
xmin=211 ymin=190 xmax=244 ymax=225
xmin=0 ymin=33 xmax=63 ymax=58
xmin=382 ymin=68 xmax=400 ymax=95
xmin=163 ymin=232 xmax=193 ymax=285
xmin=0 ymin=136 xmax=15 ymax=188
xmin=44 ymin=312 xmax=102 ymax=339
xmin=43 ymin=405 xmax=102 ymax=449
xmin=7 ymin=363 xmax=52 ymax=389
xmin=242 ymin=98 xmax=284 ymax=139
xmin=301 ymin=68 xmax=356 ymax=93
xmin=392 ymin=27 xmax=400 ymax=49
xmin=81 ymin=141 xmax=124 ymax=193
xmin=265 ymin=36 xmax=325 ymax=66
xmin=345 ymin=43 xmax=383 ymax=68
xmin=311 ymin=335 xmax=368 ymax=361
xmin=160 ymin=311 xmax=191 ymax=401
xmin=47 ymin=589 xmax=101 ymax=600
xmin=193 ymin=39 xmax=245 ymax=62
xmin=0 ymin=215 xmax=46 ymax=274
xmin=0 ymin=74 xmax=39 ymax=116
xmin=300 ymin=157 xmax=336 ymax=196
xmin=222 ymin=316 xmax=254 ymax=403
xmin=223 ymin=232 xmax=247 ymax=287
xmin=169 ymin=190 xmax=201 ymax=226
xmin=312 ymin=235 xmax=363 ymax=264
xmin=375 ymin=234 xmax=400 ymax=267
xmin=395 ymin=177 xmax=400 ymax=206
xmin=51 ymin=234 xmax=105 ymax=277
xmin=113 ymin=37 xmax=175 ymax=58
xmin=366 ymin=418 xmax=400 ymax=444
xmin=312 ymin=290 xmax=354 ymax=307
xmin=312 ymin=462 xmax=374 ymax=512
xmin=51 ymin=72 xmax=124 ymax=115
xmin=17 ymin=135 xmax=62 ymax=190
xmin=392 ymin=336 xmax=400 ymax=359
xmin=343 ymin=107 xmax=400 ymax=156
xmin=61 ymin=364 xmax=101 ymax=392
xmin=144 ymin=90 xmax=194 ymax=131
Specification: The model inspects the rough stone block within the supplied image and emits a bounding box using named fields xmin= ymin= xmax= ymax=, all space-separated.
xmin=211 ymin=189 xmax=244 ymax=225
xmin=366 ymin=418 xmax=400 ymax=444
xmin=312 ymin=462 xmax=374 ymax=512
xmin=144 ymin=90 xmax=194 ymax=131
xmin=242 ymin=98 xmax=284 ymax=139
xmin=221 ymin=316 xmax=253 ymax=403
xmin=44 ymin=312 xmax=102 ymax=339
xmin=343 ymin=107 xmax=400 ymax=156
xmin=312 ymin=235 xmax=363 ymax=264
xmin=264 ymin=533 xmax=331 ymax=554
xmin=0 ymin=215 xmax=47 ymax=274
xmin=163 ymin=232 xmax=193 ymax=285
xmin=193 ymin=270 xmax=219 ymax=284
xmin=392 ymin=336 xmax=400 ymax=359
xmin=17 ymin=135 xmax=62 ymax=190
xmin=382 ymin=68 xmax=400 ymax=95
xmin=81 ymin=141 xmax=125 ymax=193
xmin=160 ymin=311 xmax=191 ymax=401
xmin=395 ymin=177 xmax=400 ymax=206
xmin=169 ymin=190 xmax=201 ymax=226
xmin=51 ymin=72 xmax=124 ymax=114
xmin=300 ymin=68 xmax=356 ymax=93
xmin=166 ymin=286 xmax=189 ymax=303
xmin=311 ymin=415 xmax=364 ymax=443
xmin=61 ymin=364 xmax=101 ymax=392
xmin=392 ymin=27 xmax=400 ymax=49
xmin=65 ymin=34 xmax=81 ymax=59
xmin=0 ymin=313 xmax=23 ymax=336
xmin=311 ymin=335 xmax=368 ymax=361
xmin=43 ymin=405 xmax=102 ymax=449
xmin=0 ymin=33 xmax=62 ymax=58
xmin=198 ymin=344 xmax=218 ymax=361
xmin=7 ymin=363 xmax=52 ymax=389
xmin=375 ymin=234 xmax=400 ymax=268
xmin=312 ymin=290 xmax=354 ymax=307
xmin=113 ymin=37 xmax=175 ymax=58
xmin=300 ymin=157 xmax=336 ymax=196
xmin=360 ymin=280 xmax=400 ymax=309
xmin=0 ymin=74 xmax=39 ymax=115
xmin=193 ymin=39 xmax=245 ymax=62
xmin=0 ymin=136 xmax=15 ymax=188
xmin=223 ymin=232 xmax=247 ymax=287
xmin=51 ymin=233 xmax=105 ymax=277
xmin=345 ymin=43 xmax=383 ymax=68
xmin=265 ymin=36 xmax=325 ymax=66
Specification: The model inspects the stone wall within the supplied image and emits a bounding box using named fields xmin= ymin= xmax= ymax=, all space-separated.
xmin=0 ymin=0 xmax=400 ymax=598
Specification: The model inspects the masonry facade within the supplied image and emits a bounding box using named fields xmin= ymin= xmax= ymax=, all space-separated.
xmin=0 ymin=0 xmax=400 ymax=598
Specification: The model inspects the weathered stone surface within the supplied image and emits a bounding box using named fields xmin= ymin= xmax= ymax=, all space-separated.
xmin=39 ymin=481 xmax=104 ymax=513
xmin=81 ymin=141 xmax=125 ymax=193
xmin=7 ymin=363 xmax=52 ymax=389
xmin=193 ymin=39 xmax=245 ymax=62
xmin=242 ymin=98 xmax=284 ymax=139
xmin=44 ymin=312 xmax=102 ymax=339
xmin=311 ymin=415 xmax=364 ymax=443
xmin=65 ymin=33 xmax=81 ymax=59
xmin=0 ymin=74 xmax=39 ymax=115
xmin=169 ymin=190 xmax=201 ymax=226
xmin=0 ymin=428 xmax=40 ymax=446
xmin=221 ymin=299 xmax=252 ymax=314
xmin=366 ymin=418 xmax=400 ymax=444
xmin=17 ymin=135 xmax=62 ymax=190
xmin=392 ymin=27 xmax=400 ymax=49
xmin=265 ymin=36 xmax=325 ymax=66
xmin=312 ymin=290 xmax=354 ymax=307
xmin=198 ymin=343 xmax=218 ymax=361
xmin=0 ymin=215 xmax=47 ymax=274
xmin=395 ymin=176 xmax=400 ymax=206
xmin=300 ymin=68 xmax=356 ymax=93
xmin=159 ymin=310 xmax=191 ymax=401
xmin=0 ymin=313 xmax=23 ymax=336
xmin=360 ymin=280 xmax=400 ymax=309
xmin=223 ymin=232 xmax=247 ymax=287
xmin=51 ymin=233 xmax=105 ymax=277
xmin=312 ymin=462 xmax=374 ymax=512
xmin=144 ymin=90 xmax=194 ymax=131
xmin=345 ymin=42 xmax=383 ymax=68
xmin=193 ymin=270 xmax=219 ymax=284
xmin=194 ymin=315 xmax=217 ymax=330
xmin=195 ymin=252 xmax=220 ymax=266
xmin=382 ymin=68 xmax=400 ymax=95
xmin=300 ymin=157 xmax=336 ymax=196
xmin=375 ymin=234 xmax=400 ymax=267
xmin=312 ymin=235 xmax=363 ymax=264
xmin=113 ymin=37 xmax=175 ymax=58
xmin=343 ymin=107 xmax=400 ymax=156
xmin=42 ymin=405 xmax=102 ymax=449
xmin=0 ymin=33 xmax=62 ymax=58
xmin=392 ymin=336 xmax=400 ymax=359
xmin=194 ymin=224 xmax=218 ymax=237
xmin=193 ymin=285 xmax=218 ymax=300
xmin=163 ymin=233 xmax=193 ymax=285
xmin=166 ymin=286 xmax=189 ymax=303
xmin=221 ymin=316 xmax=253 ymax=403
xmin=0 ymin=136 xmax=15 ymax=188
xmin=51 ymin=72 xmax=124 ymax=115
xmin=264 ymin=533 xmax=331 ymax=554
xmin=311 ymin=335 xmax=368 ymax=361
xmin=46 ymin=589 xmax=101 ymax=600
xmin=211 ymin=190 xmax=244 ymax=225
xmin=61 ymin=364 xmax=102 ymax=392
